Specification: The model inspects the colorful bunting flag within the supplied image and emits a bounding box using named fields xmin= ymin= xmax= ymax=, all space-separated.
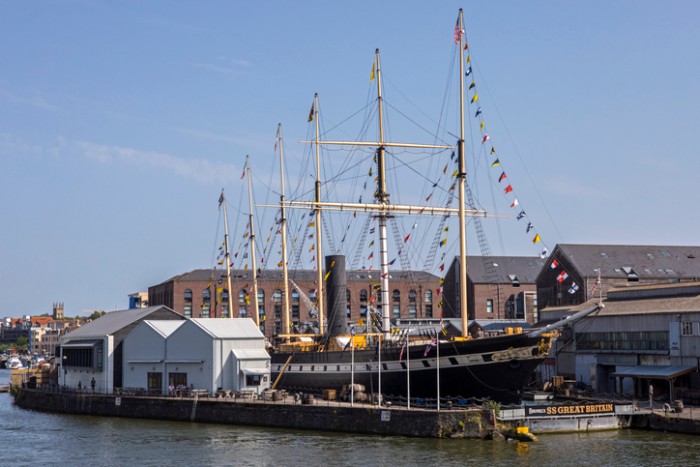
xmin=504 ymin=184 xmax=513 ymax=194
xmin=491 ymin=158 xmax=500 ymax=167
xmin=532 ymin=234 xmax=541 ymax=244
xmin=540 ymin=247 xmax=549 ymax=259
xmin=550 ymin=259 xmax=559 ymax=269
xmin=557 ymin=271 xmax=569 ymax=283
xmin=308 ymin=102 xmax=314 ymax=122
xmin=470 ymin=93 xmax=479 ymax=104
xmin=510 ymin=198 xmax=519 ymax=207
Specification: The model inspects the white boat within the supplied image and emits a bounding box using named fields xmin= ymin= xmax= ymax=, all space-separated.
xmin=5 ymin=356 xmax=24 ymax=370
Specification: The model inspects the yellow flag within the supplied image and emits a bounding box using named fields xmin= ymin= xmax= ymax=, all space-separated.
xmin=532 ymin=234 xmax=541 ymax=244
xmin=324 ymin=270 xmax=331 ymax=281
xmin=471 ymin=93 xmax=479 ymax=104
xmin=480 ymin=121 xmax=485 ymax=131
xmin=370 ymin=57 xmax=376 ymax=82
xmin=466 ymin=54 xmax=471 ymax=64
xmin=308 ymin=102 xmax=314 ymax=122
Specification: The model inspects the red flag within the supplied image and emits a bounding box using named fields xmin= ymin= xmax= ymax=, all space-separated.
xmin=504 ymin=184 xmax=513 ymax=194
xmin=403 ymin=233 xmax=411 ymax=243
xmin=453 ymin=19 xmax=462 ymax=44
xmin=498 ymin=172 xmax=507 ymax=182
xmin=557 ymin=271 xmax=569 ymax=283
xmin=481 ymin=133 xmax=490 ymax=143
xmin=240 ymin=168 xmax=245 ymax=179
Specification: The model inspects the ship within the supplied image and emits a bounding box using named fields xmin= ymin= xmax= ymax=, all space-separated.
xmin=247 ymin=10 xmax=600 ymax=404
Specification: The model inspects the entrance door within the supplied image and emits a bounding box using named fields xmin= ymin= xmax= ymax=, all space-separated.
xmin=147 ymin=372 xmax=162 ymax=395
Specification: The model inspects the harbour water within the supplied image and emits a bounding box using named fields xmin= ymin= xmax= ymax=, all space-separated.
xmin=1 ymin=370 xmax=699 ymax=466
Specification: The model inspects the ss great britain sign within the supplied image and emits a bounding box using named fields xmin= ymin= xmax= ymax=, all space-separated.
xmin=525 ymin=403 xmax=615 ymax=417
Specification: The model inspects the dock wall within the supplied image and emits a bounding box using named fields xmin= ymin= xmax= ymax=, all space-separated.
xmin=13 ymin=388 xmax=491 ymax=439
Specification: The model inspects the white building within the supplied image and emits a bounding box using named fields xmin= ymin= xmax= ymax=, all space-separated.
xmin=59 ymin=306 xmax=184 ymax=393
xmin=122 ymin=318 xmax=270 ymax=395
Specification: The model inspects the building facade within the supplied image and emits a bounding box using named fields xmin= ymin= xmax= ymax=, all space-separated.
xmin=148 ymin=267 xmax=441 ymax=341
xmin=443 ymin=256 xmax=542 ymax=324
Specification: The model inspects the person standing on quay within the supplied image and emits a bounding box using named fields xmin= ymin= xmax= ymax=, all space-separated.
xmin=91 ymin=377 xmax=96 ymax=393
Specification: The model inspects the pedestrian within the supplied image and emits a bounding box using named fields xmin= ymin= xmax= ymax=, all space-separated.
xmin=77 ymin=380 xmax=82 ymax=391
xmin=91 ymin=377 xmax=96 ymax=393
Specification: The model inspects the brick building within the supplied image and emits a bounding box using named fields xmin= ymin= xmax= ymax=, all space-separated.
xmin=536 ymin=244 xmax=700 ymax=310
xmin=443 ymin=255 xmax=542 ymax=324
xmin=148 ymin=267 xmax=441 ymax=340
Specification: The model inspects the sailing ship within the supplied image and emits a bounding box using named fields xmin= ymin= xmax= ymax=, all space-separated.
xmin=236 ymin=10 xmax=600 ymax=403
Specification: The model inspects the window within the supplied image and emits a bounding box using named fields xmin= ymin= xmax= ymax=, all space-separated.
xmin=291 ymin=289 xmax=300 ymax=319
xmin=681 ymin=322 xmax=697 ymax=336
xmin=201 ymin=303 xmax=210 ymax=318
xmin=408 ymin=289 xmax=417 ymax=318
xmin=392 ymin=289 xmax=401 ymax=318
xmin=346 ymin=289 xmax=351 ymax=317
xmin=246 ymin=374 xmax=262 ymax=386
xmin=238 ymin=289 xmax=249 ymax=317
xmin=258 ymin=289 xmax=265 ymax=318
xmin=184 ymin=305 xmax=192 ymax=318
xmin=184 ymin=289 xmax=193 ymax=303
xmin=424 ymin=290 xmax=433 ymax=318
xmin=486 ymin=299 xmax=494 ymax=313
xmin=508 ymin=275 xmax=521 ymax=287
xmin=622 ymin=267 xmax=639 ymax=282
xmin=202 ymin=288 xmax=211 ymax=303
xmin=273 ymin=289 xmax=282 ymax=319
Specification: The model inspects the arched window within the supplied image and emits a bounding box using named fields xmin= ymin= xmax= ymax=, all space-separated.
xmin=392 ymin=289 xmax=401 ymax=318
xmin=291 ymin=289 xmax=300 ymax=319
xmin=201 ymin=288 xmax=211 ymax=318
xmin=239 ymin=289 xmax=249 ymax=317
xmin=346 ymin=289 xmax=351 ymax=317
xmin=257 ymin=289 xmax=265 ymax=318
xmin=359 ymin=288 xmax=368 ymax=317
xmin=221 ymin=289 xmax=229 ymax=303
xmin=184 ymin=289 xmax=192 ymax=303
xmin=425 ymin=289 xmax=433 ymax=318
xmin=408 ymin=289 xmax=417 ymax=319
xmin=202 ymin=288 xmax=211 ymax=302
xmin=273 ymin=289 xmax=282 ymax=319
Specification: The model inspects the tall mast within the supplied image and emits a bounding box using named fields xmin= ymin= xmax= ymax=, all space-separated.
xmin=220 ymin=189 xmax=234 ymax=319
xmin=374 ymin=49 xmax=392 ymax=337
xmin=278 ymin=125 xmax=291 ymax=341
xmin=457 ymin=9 xmax=469 ymax=337
xmin=245 ymin=155 xmax=260 ymax=327
xmin=313 ymin=93 xmax=325 ymax=336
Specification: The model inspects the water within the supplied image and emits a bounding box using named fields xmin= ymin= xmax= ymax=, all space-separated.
xmin=1 ymin=370 xmax=699 ymax=466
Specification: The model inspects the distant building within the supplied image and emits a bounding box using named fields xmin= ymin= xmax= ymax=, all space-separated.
xmin=443 ymin=256 xmax=542 ymax=325
xmin=53 ymin=302 xmax=64 ymax=320
xmin=148 ymin=267 xmax=441 ymax=341
xmin=536 ymin=244 xmax=700 ymax=310
xmin=128 ymin=292 xmax=149 ymax=309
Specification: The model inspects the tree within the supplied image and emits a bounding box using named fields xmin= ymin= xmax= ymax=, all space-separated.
xmin=87 ymin=310 xmax=107 ymax=321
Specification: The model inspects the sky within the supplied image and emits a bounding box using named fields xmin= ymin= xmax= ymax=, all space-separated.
xmin=2 ymin=1 xmax=700 ymax=318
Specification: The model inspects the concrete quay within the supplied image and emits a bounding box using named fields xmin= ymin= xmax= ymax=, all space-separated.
xmin=13 ymin=387 xmax=496 ymax=439
xmin=635 ymin=407 xmax=700 ymax=435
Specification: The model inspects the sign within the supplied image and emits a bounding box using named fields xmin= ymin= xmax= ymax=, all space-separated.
xmin=525 ymin=403 xmax=614 ymax=417
xmin=381 ymin=410 xmax=391 ymax=422
xmin=115 ymin=397 xmax=121 ymax=406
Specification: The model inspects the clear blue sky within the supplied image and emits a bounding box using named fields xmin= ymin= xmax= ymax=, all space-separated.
xmin=2 ymin=1 xmax=699 ymax=317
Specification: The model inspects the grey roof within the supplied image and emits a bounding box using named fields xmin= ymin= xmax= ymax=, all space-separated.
xmin=464 ymin=256 xmax=544 ymax=284
xmin=160 ymin=268 xmax=439 ymax=285
xmin=189 ymin=318 xmax=264 ymax=339
xmin=62 ymin=306 xmax=177 ymax=340
xmin=553 ymin=244 xmax=700 ymax=280
xmin=612 ymin=365 xmax=696 ymax=380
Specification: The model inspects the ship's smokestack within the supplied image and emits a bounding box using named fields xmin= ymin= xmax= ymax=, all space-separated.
xmin=325 ymin=255 xmax=349 ymax=337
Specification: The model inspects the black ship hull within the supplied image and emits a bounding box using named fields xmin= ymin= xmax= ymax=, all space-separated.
xmin=271 ymin=332 xmax=546 ymax=404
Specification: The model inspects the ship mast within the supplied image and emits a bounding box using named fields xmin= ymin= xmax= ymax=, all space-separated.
xmin=313 ymin=94 xmax=325 ymax=336
xmin=245 ymin=155 xmax=260 ymax=327
xmin=457 ymin=8 xmax=469 ymax=337
xmin=220 ymin=189 xmax=234 ymax=319
xmin=277 ymin=125 xmax=291 ymax=341
xmin=373 ymin=49 xmax=392 ymax=336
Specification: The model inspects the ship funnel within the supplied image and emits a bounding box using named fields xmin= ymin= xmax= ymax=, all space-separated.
xmin=325 ymin=255 xmax=350 ymax=338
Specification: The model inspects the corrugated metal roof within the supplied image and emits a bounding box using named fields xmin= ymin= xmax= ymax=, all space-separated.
xmin=469 ymin=319 xmax=532 ymax=332
xmin=62 ymin=306 xmax=178 ymax=340
xmin=612 ymin=365 xmax=696 ymax=380
xmin=555 ymin=244 xmax=700 ymax=279
xmin=189 ymin=318 xmax=264 ymax=339
xmin=231 ymin=349 xmax=270 ymax=360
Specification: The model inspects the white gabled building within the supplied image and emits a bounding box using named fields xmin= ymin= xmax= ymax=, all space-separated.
xmin=122 ymin=320 xmax=185 ymax=394
xmin=59 ymin=306 xmax=184 ymax=393
xmin=122 ymin=318 xmax=270 ymax=395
